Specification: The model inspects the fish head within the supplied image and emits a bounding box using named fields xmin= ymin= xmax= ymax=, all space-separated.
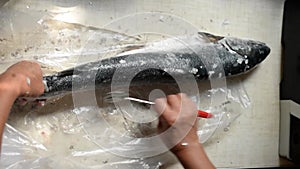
xmin=199 ymin=32 xmax=271 ymax=65
xmin=199 ymin=32 xmax=271 ymax=75
xmin=220 ymin=37 xmax=271 ymax=65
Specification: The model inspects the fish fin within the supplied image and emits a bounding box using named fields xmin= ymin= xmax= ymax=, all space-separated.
xmin=57 ymin=68 xmax=74 ymax=77
xmin=120 ymin=44 xmax=145 ymax=53
xmin=198 ymin=32 xmax=224 ymax=43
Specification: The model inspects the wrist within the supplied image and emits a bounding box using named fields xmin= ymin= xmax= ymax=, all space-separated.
xmin=171 ymin=131 xmax=201 ymax=154
xmin=0 ymin=72 xmax=23 ymax=98
xmin=172 ymin=141 xmax=202 ymax=155
xmin=173 ymin=143 xmax=215 ymax=169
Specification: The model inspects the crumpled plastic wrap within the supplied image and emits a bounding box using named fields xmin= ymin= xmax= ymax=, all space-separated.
xmin=0 ymin=2 xmax=251 ymax=168
xmin=1 ymin=81 xmax=250 ymax=168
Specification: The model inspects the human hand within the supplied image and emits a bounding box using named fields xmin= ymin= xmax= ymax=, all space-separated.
xmin=0 ymin=61 xmax=44 ymax=98
xmin=154 ymin=93 xmax=215 ymax=169
xmin=153 ymin=93 xmax=199 ymax=153
xmin=0 ymin=61 xmax=44 ymax=149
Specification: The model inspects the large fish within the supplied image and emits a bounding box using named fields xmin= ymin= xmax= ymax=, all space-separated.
xmin=42 ymin=32 xmax=270 ymax=97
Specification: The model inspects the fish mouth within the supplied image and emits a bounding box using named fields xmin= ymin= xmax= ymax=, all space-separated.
xmin=249 ymin=41 xmax=271 ymax=63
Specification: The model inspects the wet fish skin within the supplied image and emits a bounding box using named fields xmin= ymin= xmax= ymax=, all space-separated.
xmin=42 ymin=32 xmax=270 ymax=97
xmin=218 ymin=37 xmax=270 ymax=72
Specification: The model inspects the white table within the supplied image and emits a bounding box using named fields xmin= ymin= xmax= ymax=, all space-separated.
xmin=0 ymin=0 xmax=284 ymax=168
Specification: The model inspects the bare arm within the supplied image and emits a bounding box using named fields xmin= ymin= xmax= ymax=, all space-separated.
xmin=154 ymin=93 xmax=215 ymax=169
xmin=0 ymin=61 xmax=44 ymax=149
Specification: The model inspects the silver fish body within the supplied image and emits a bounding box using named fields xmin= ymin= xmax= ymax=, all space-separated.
xmin=42 ymin=32 xmax=270 ymax=97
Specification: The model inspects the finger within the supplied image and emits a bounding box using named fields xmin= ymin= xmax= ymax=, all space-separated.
xmin=29 ymin=78 xmax=44 ymax=96
xmin=178 ymin=93 xmax=187 ymax=99
xmin=33 ymin=80 xmax=45 ymax=96
xmin=34 ymin=72 xmax=45 ymax=93
xmin=167 ymin=94 xmax=182 ymax=114
xmin=27 ymin=64 xmax=44 ymax=96
xmin=28 ymin=62 xmax=42 ymax=76
xmin=166 ymin=94 xmax=181 ymax=109
xmin=157 ymin=115 xmax=169 ymax=132
xmin=153 ymin=97 xmax=167 ymax=115
xmin=181 ymin=95 xmax=197 ymax=113
xmin=32 ymin=61 xmax=42 ymax=73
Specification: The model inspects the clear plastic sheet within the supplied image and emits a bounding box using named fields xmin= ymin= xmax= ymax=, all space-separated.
xmin=0 ymin=9 xmax=144 ymax=74
xmin=0 ymin=2 xmax=251 ymax=168
xmin=1 ymin=81 xmax=250 ymax=168
xmin=72 ymin=82 xmax=250 ymax=158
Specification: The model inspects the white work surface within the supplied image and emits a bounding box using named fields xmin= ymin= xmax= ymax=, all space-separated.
xmin=0 ymin=0 xmax=284 ymax=168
